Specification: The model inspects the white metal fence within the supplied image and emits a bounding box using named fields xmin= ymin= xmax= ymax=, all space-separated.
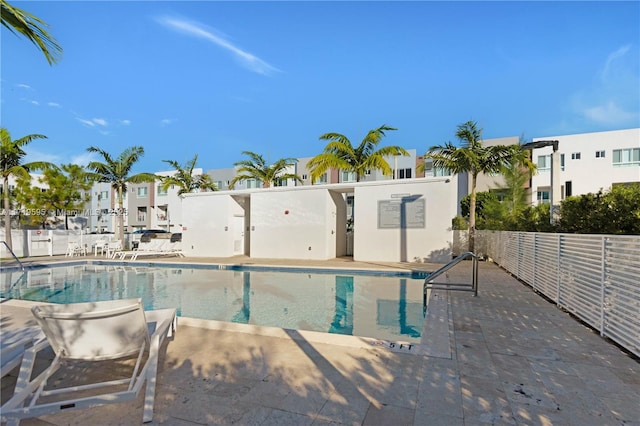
xmin=0 ymin=230 xmax=125 ymax=258
xmin=476 ymin=230 xmax=640 ymax=358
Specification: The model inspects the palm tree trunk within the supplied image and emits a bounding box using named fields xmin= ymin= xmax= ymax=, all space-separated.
xmin=468 ymin=174 xmax=477 ymax=253
xmin=117 ymin=186 xmax=125 ymax=245
xmin=3 ymin=177 xmax=12 ymax=249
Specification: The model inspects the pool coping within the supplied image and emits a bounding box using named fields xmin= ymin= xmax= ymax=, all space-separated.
xmin=0 ymin=258 xmax=431 ymax=277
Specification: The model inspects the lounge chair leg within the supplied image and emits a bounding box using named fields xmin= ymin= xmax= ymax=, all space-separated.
xmin=142 ymin=335 xmax=161 ymax=423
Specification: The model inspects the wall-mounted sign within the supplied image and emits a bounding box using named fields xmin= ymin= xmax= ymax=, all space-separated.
xmin=377 ymin=197 xmax=425 ymax=229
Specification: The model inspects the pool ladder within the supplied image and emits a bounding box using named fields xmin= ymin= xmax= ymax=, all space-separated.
xmin=423 ymin=252 xmax=478 ymax=308
xmin=1 ymin=240 xmax=25 ymax=271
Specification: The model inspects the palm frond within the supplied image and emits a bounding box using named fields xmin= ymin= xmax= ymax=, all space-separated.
xmin=1 ymin=0 xmax=62 ymax=65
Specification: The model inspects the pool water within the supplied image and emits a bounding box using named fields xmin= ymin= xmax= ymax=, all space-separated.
xmin=0 ymin=264 xmax=427 ymax=344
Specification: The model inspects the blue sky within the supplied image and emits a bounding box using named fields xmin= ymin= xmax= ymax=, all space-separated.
xmin=2 ymin=1 xmax=638 ymax=173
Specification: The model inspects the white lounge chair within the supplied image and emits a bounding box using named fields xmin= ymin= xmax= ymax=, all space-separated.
xmin=1 ymin=326 xmax=46 ymax=378
xmin=1 ymin=299 xmax=177 ymax=425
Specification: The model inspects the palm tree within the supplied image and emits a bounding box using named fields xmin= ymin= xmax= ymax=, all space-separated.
xmin=420 ymin=120 xmax=533 ymax=252
xmin=1 ymin=0 xmax=62 ymax=65
xmin=86 ymin=146 xmax=156 ymax=244
xmin=306 ymin=125 xmax=409 ymax=183
xmin=160 ymin=154 xmax=217 ymax=195
xmin=229 ymin=151 xmax=302 ymax=189
xmin=1 ymin=128 xmax=57 ymax=249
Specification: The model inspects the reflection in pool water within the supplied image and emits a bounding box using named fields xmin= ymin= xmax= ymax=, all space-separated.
xmin=1 ymin=264 xmax=427 ymax=344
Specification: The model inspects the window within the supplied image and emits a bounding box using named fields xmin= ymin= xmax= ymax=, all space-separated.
xmin=560 ymin=154 xmax=565 ymax=171
xmin=137 ymin=207 xmax=147 ymax=222
xmin=422 ymin=159 xmax=451 ymax=177
xmin=398 ymin=168 xmax=412 ymax=179
xmin=612 ymin=148 xmax=640 ymax=166
xmin=595 ymin=150 xmax=605 ymax=158
xmin=342 ymin=171 xmax=356 ymax=182
xmin=571 ymin=152 xmax=581 ymax=160
xmin=315 ymin=173 xmax=328 ymax=184
xmin=157 ymin=186 xmax=168 ymax=196
xmin=98 ymin=190 xmax=108 ymax=200
xmin=157 ymin=205 xmax=168 ymax=221
xmin=246 ymin=179 xmax=260 ymax=189
xmin=537 ymin=190 xmax=550 ymax=204
xmin=137 ymin=187 xmax=148 ymax=197
xmin=302 ymin=174 xmax=308 ymax=180
xmin=537 ymin=155 xmax=550 ymax=171
xmin=565 ymin=181 xmax=572 ymax=197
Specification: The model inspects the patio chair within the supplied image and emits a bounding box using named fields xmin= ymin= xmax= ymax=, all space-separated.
xmin=105 ymin=240 xmax=122 ymax=258
xmin=93 ymin=239 xmax=108 ymax=256
xmin=1 ymin=327 xmax=46 ymax=378
xmin=0 ymin=299 xmax=177 ymax=425
xmin=64 ymin=242 xmax=86 ymax=257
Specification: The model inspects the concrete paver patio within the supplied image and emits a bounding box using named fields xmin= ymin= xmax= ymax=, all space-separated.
xmin=1 ymin=256 xmax=639 ymax=425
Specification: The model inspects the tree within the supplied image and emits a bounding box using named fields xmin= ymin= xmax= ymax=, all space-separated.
xmin=420 ymin=120 xmax=531 ymax=252
xmin=1 ymin=128 xmax=57 ymax=249
xmin=1 ymin=0 xmax=62 ymax=65
xmin=491 ymin=159 xmax=532 ymax=229
xmin=229 ymin=151 xmax=301 ymax=189
xmin=86 ymin=146 xmax=156 ymax=244
xmin=15 ymin=164 xmax=94 ymax=229
xmin=160 ymin=154 xmax=217 ymax=195
xmin=559 ymin=184 xmax=640 ymax=234
xmin=306 ymin=125 xmax=409 ymax=183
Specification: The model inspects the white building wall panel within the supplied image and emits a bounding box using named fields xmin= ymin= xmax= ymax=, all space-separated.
xmin=181 ymin=194 xmax=243 ymax=257
xmin=353 ymin=178 xmax=456 ymax=263
xmin=250 ymin=189 xmax=332 ymax=260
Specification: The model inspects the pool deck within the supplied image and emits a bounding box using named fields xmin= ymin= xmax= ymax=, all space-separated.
xmin=1 ymin=255 xmax=639 ymax=425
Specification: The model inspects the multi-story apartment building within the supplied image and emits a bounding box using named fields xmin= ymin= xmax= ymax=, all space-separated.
xmin=86 ymin=181 xmax=118 ymax=233
xmin=3 ymin=129 xmax=637 ymax=235
xmin=529 ymin=128 xmax=639 ymax=205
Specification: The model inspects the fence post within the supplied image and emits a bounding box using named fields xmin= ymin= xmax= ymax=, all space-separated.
xmin=532 ymin=233 xmax=537 ymax=291
xmin=600 ymin=236 xmax=606 ymax=337
xmin=556 ymin=234 xmax=561 ymax=304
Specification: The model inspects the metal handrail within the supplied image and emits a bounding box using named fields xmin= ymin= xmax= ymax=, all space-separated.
xmin=1 ymin=240 xmax=25 ymax=271
xmin=423 ymin=252 xmax=478 ymax=308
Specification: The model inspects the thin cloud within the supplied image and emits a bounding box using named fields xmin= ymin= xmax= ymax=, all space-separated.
xmin=569 ymin=44 xmax=639 ymax=128
xmin=583 ymin=101 xmax=636 ymax=125
xmin=48 ymin=102 xmax=61 ymax=108
xmin=70 ymin=151 xmax=97 ymax=166
xmin=76 ymin=117 xmax=108 ymax=127
xmin=17 ymin=83 xmax=32 ymax=90
xmin=601 ymin=45 xmax=630 ymax=82
xmin=160 ymin=118 xmax=176 ymax=127
xmin=157 ymin=16 xmax=279 ymax=76
xmin=24 ymin=149 xmax=62 ymax=165
xmin=120 ymin=119 xmax=131 ymax=126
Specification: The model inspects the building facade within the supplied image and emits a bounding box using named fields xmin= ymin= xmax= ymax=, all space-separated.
xmin=529 ymin=128 xmax=639 ymax=205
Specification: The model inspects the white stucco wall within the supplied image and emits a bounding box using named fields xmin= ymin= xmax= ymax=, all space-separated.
xmin=181 ymin=178 xmax=456 ymax=262
xmin=353 ymin=178 xmax=456 ymax=263
xmin=181 ymin=193 xmax=245 ymax=257
xmin=249 ymin=188 xmax=339 ymax=260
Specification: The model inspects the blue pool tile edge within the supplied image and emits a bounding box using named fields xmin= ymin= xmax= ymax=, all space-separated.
xmin=1 ymin=259 xmax=431 ymax=278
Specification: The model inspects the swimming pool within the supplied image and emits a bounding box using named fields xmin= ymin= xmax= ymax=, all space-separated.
xmin=0 ymin=262 xmax=429 ymax=344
